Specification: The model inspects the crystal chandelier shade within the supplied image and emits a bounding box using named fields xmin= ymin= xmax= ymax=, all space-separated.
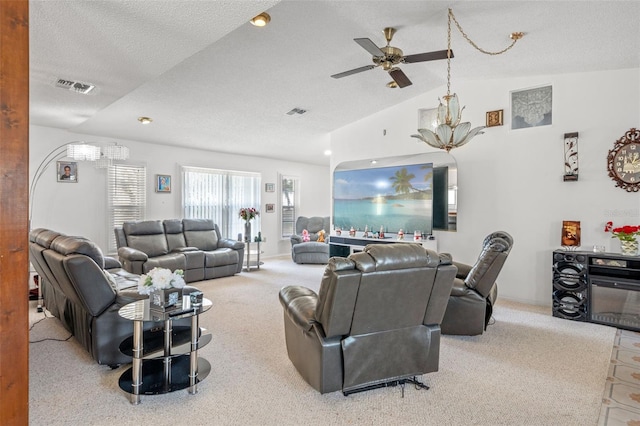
xmin=411 ymin=9 xmax=522 ymax=152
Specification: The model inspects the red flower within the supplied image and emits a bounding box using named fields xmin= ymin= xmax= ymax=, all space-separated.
xmin=609 ymin=223 xmax=640 ymax=242
xmin=239 ymin=207 xmax=259 ymax=221
xmin=604 ymin=221 xmax=613 ymax=232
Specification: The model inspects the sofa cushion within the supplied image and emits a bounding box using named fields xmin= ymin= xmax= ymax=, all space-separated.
xmin=142 ymin=253 xmax=186 ymax=273
xmin=183 ymin=219 xmax=219 ymax=251
xmin=204 ymin=248 xmax=238 ymax=267
xmin=51 ymin=236 xmax=105 ymax=269
xmin=163 ymin=219 xmax=188 ymax=251
xmin=32 ymin=228 xmax=63 ymax=247
xmin=123 ymin=220 xmax=169 ymax=257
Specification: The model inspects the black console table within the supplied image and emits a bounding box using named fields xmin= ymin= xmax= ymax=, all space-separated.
xmin=118 ymin=297 xmax=212 ymax=404
xmin=552 ymin=250 xmax=640 ymax=331
xmin=329 ymin=235 xmax=437 ymax=257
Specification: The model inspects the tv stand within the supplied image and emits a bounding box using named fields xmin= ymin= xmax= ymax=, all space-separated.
xmin=329 ymin=235 xmax=437 ymax=257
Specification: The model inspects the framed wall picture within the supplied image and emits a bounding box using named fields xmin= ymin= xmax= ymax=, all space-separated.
xmin=265 ymin=183 xmax=275 ymax=192
xmin=57 ymin=161 xmax=78 ymax=182
xmin=486 ymin=109 xmax=503 ymax=127
xmin=510 ymin=85 xmax=553 ymax=130
xmin=156 ymin=175 xmax=171 ymax=193
xmin=265 ymin=203 xmax=275 ymax=213
xmin=561 ymin=220 xmax=581 ymax=247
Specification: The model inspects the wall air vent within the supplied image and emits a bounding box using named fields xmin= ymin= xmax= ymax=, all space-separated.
xmin=55 ymin=78 xmax=96 ymax=95
xmin=286 ymin=107 xmax=307 ymax=116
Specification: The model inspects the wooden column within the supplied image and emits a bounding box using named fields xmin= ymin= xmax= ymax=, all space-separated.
xmin=0 ymin=1 xmax=29 ymax=424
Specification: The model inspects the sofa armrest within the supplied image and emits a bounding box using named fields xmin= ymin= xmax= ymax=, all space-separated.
xmin=452 ymin=260 xmax=473 ymax=279
xmin=279 ymin=286 xmax=318 ymax=332
xmin=290 ymin=235 xmax=303 ymax=246
xmin=103 ymin=256 xmax=122 ymax=269
xmin=118 ymin=247 xmax=148 ymax=262
xmin=218 ymin=238 xmax=244 ymax=250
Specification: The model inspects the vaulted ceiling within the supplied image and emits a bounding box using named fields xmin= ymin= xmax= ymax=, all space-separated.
xmin=29 ymin=1 xmax=640 ymax=166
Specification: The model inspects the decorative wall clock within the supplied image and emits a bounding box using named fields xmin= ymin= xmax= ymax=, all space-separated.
xmin=607 ymin=128 xmax=640 ymax=192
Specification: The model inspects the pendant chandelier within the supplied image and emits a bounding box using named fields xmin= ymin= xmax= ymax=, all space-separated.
xmin=412 ymin=8 xmax=523 ymax=152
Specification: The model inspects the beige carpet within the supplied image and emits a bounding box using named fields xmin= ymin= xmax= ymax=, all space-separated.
xmin=29 ymin=255 xmax=615 ymax=425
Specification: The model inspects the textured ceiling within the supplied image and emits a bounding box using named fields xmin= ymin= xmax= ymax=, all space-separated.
xmin=29 ymin=1 xmax=640 ymax=166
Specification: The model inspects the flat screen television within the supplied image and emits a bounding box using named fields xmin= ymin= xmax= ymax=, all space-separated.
xmin=333 ymin=162 xmax=433 ymax=235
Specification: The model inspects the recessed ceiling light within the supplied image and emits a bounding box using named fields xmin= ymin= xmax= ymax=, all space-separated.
xmin=371 ymin=160 xmax=378 ymax=164
xmin=324 ymin=150 xmax=332 ymax=156
xmin=138 ymin=116 xmax=153 ymax=124
xmin=250 ymin=12 xmax=271 ymax=27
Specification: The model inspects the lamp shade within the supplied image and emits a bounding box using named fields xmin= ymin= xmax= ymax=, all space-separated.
xmin=102 ymin=144 xmax=130 ymax=160
xmin=66 ymin=143 xmax=101 ymax=161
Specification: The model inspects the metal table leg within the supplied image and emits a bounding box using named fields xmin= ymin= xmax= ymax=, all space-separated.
xmin=188 ymin=313 xmax=200 ymax=394
xmin=130 ymin=320 xmax=143 ymax=405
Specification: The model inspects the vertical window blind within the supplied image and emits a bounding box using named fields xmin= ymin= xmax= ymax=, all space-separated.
xmin=182 ymin=166 xmax=261 ymax=240
xmin=107 ymin=164 xmax=146 ymax=254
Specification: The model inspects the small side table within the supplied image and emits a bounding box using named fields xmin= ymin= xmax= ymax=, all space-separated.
xmin=244 ymin=240 xmax=263 ymax=272
xmin=118 ymin=297 xmax=212 ymax=404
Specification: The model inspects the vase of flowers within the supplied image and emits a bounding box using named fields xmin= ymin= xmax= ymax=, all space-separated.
xmin=239 ymin=207 xmax=259 ymax=242
xmin=138 ymin=267 xmax=186 ymax=311
xmin=605 ymin=222 xmax=640 ymax=256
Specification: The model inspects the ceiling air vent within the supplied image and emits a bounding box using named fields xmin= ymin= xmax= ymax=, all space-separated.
xmin=286 ymin=107 xmax=307 ymax=116
xmin=55 ymin=78 xmax=96 ymax=95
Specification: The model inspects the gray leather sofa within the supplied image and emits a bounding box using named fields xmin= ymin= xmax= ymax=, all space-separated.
xmin=28 ymin=228 xmax=191 ymax=367
xmin=290 ymin=216 xmax=330 ymax=264
xmin=279 ymin=243 xmax=457 ymax=394
xmin=115 ymin=219 xmax=245 ymax=282
xmin=440 ymin=231 xmax=514 ymax=336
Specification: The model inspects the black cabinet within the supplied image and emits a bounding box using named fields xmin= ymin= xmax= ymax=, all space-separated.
xmin=552 ymin=250 xmax=640 ymax=331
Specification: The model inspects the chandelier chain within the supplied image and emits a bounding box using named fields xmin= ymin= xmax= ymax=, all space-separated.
xmin=448 ymin=8 xmax=521 ymax=56
xmin=446 ymin=9 xmax=452 ymax=97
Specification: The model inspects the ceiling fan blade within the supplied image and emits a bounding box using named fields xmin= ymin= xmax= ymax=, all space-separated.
xmin=404 ymin=49 xmax=453 ymax=63
xmin=354 ymin=38 xmax=384 ymax=56
xmin=331 ymin=65 xmax=376 ymax=79
xmin=389 ymin=68 xmax=412 ymax=88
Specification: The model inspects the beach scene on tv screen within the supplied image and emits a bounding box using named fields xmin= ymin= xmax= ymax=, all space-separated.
xmin=333 ymin=163 xmax=433 ymax=235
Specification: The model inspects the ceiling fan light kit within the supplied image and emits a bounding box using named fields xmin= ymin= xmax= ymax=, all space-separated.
xmin=411 ymin=8 xmax=524 ymax=152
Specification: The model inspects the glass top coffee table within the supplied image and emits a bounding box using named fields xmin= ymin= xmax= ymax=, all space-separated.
xmin=118 ymin=297 xmax=212 ymax=404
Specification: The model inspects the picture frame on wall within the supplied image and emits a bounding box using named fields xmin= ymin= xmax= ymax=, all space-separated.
xmin=486 ymin=109 xmax=503 ymax=127
xmin=156 ymin=175 xmax=171 ymax=193
xmin=265 ymin=183 xmax=275 ymax=192
xmin=57 ymin=161 xmax=78 ymax=182
xmin=510 ymin=85 xmax=553 ymax=130
xmin=265 ymin=203 xmax=275 ymax=213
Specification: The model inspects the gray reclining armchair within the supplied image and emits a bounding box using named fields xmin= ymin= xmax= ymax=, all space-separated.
xmin=440 ymin=231 xmax=514 ymax=336
xmin=279 ymin=244 xmax=457 ymax=394
xmin=290 ymin=216 xmax=330 ymax=264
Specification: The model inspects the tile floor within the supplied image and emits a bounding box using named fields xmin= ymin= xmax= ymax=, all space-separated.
xmin=599 ymin=329 xmax=640 ymax=425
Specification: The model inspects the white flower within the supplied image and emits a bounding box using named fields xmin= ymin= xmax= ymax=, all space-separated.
xmin=138 ymin=267 xmax=186 ymax=294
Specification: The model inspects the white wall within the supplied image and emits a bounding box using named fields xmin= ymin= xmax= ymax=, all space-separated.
xmin=330 ymin=68 xmax=640 ymax=306
xmin=30 ymin=125 xmax=330 ymax=256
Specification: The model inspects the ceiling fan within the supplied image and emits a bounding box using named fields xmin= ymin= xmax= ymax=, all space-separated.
xmin=331 ymin=27 xmax=452 ymax=88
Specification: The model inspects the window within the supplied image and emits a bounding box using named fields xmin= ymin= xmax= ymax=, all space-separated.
xmin=182 ymin=166 xmax=261 ymax=240
xmin=107 ymin=164 xmax=146 ymax=253
xmin=281 ymin=175 xmax=299 ymax=238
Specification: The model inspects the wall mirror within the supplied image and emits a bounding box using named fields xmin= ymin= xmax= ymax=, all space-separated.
xmin=333 ymin=152 xmax=457 ymax=232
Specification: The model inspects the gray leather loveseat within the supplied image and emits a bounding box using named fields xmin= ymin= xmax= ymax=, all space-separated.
xmin=279 ymin=243 xmax=457 ymax=394
xmin=28 ymin=228 xmax=193 ymax=367
xmin=115 ymin=219 xmax=245 ymax=282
